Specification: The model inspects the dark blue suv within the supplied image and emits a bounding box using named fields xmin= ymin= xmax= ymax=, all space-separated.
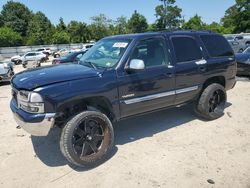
xmin=10 ymin=31 xmax=237 ymax=167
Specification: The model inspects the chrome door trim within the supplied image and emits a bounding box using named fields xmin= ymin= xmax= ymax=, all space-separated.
xmin=123 ymin=85 xmax=199 ymax=105
xmin=124 ymin=90 xmax=175 ymax=105
xmin=175 ymin=86 xmax=199 ymax=94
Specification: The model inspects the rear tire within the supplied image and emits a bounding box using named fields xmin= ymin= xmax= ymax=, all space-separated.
xmin=195 ymin=83 xmax=227 ymax=120
xmin=60 ymin=111 xmax=114 ymax=167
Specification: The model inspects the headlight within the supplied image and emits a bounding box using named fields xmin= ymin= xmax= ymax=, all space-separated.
xmin=17 ymin=90 xmax=44 ymax=113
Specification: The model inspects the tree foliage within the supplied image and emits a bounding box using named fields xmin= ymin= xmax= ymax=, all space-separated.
xmin=0 ymin=27 xmax=22 ymax=47
xmin=114 ymin=16 xmax=128 ymax=34
xmin=0 ymin=1 xmax=249 ymax=47
xmin=155 ymin=0 xmax=182 ymax=29
xmin=51 ymin=31 xmax=70 ymax=44
xmin=26 ymin=11 xmax=52 ymax=45
xmin=128 ymin=10 xmax=148 ymax=33
xmin=57 ymin=17 xmax=67 ymax=31
xmin=221 ymin=0 xmax=250 ymax=33
xmin=183 ymin=14 xmax=206 ymax=30
xmin=67 ymin=21 xmax=90 ymax=43
xmin=89 ymin=14 xmax=113 ymax=40
xmin=1 ymin=1 xmax=32 ymax=36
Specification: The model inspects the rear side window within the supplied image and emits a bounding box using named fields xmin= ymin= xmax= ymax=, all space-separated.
xmin=172 ymin=36 xmax=203 ymax=63
xmin=200 ymin=35 xmax=234 ymax=57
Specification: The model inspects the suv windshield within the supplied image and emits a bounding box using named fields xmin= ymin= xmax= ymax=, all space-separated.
xmin=79 ymin=38 xmax=131 ymax=68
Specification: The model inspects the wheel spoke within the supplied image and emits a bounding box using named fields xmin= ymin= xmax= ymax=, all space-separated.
xmin=216 ymin=93 xmax=221 ymax=104
xmin=80 ymin=142 xmax=89 ymax=157
xmin=74 ymin=137 xmax=83 ymax=146
xmin=75 ymin=128 xmax=85 ymax=137
xmin=84 ymin=119 xmax=91 ymax=133
xmin=93 ymin=134 xmax=104 ymax=142
xmin=89 ymin=141 xmax=98 ymax=153
xmin=91 ymin=125 xmax=98 ymax=136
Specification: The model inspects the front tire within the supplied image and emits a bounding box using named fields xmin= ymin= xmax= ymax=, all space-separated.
xmin=60 ymin=111 xmax=114 ymax=167
xmin=195 ymin=83 xmax=227 ymax=120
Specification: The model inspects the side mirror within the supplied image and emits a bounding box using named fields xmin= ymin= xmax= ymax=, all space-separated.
xmin=126 ymin=59 xmax=145 ymax=73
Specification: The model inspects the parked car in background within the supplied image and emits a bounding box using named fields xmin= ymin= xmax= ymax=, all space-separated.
xmin=236 ymin=46 xmax=250 ymax=77
xmin=226 ymin=35 xmax=250 ymax=53
xmin=36 ymin=48 xmax=52 ymax=56
xmin=235 ymin=35 xmax=250 ymax=46
xmin=0 ymin=54 xmax=4 ymax=61
xmin=11 ymin=52 xmax=47 ymax=67
xmin=53 ymin=49 xmax=70 ymax=58
xmin=0 ymin=61 xmax=14 ymax=83
xmin=11 ymin=54 xmax=24 ymax=65
xmin=20 ymin=52 xmax=47 ymax=68
xmin=82 ymin=43 xmax=95 ymax=51
xmin=52 ymin=51 xmax=86 ymax=65
xmin=70 ymin=48 xmax=82 ymax=53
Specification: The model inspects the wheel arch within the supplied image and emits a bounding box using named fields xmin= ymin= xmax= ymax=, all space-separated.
xmin=55 ymin=96 xmax=116 ymax=127
xmin=202 ymin=76 xmax=226 ymax=90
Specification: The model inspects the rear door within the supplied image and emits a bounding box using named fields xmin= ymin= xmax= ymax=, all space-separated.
xmin=170 ymin=35 xmax=206 ymax=105
xmin=24 ymin=52 xmax=36 ymax=61
xmin=199 ymin=34 xmax=236 ymax=89
xmin=118 ymin=36 xmax=176 ymax=118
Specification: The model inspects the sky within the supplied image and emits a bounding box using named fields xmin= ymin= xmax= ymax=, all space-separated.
xmin=0 ymin=0 xmax=236 ymax=25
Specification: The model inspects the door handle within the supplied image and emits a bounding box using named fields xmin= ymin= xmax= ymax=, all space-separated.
xmin=164 ymin=73 xmax=174 ymax=77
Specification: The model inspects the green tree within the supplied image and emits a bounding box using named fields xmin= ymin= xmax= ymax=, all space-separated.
xmin=89 ymin=14 xmax=113 ymax=40
xmin=128 ymin=10 xmax=148 ymax=33
xmin=26 ymin=11 xmax=52 ymax=45
xmin=57 ymin=17 xmax=67 ymax=31
xmin=1 ymin=1 xmax=32 ymax=36
xmin=0 ymin=14 xmax=3 ymax=27
xmin=114 ymin=16 xmax=128 ymax=34
xmin=221 ymin=0 xmax=250 ymax=33
xmin=67 ymin=21 xmax=90 ymax=43
xmin=183 ymin=14 xmax=206 ymax=30
xmin=206 ymin=22 xmax=228 ymax=34
xmin=52 ymin=31 xmax=70 ymax=44
xmin=155 ymin=0 xmax=182 ymax=30
xmin=0 ymin=27 xmax=22 ymax=47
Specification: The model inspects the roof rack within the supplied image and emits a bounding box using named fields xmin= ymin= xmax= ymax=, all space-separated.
xmin=159 ymin=29 xmax=215 ymax=34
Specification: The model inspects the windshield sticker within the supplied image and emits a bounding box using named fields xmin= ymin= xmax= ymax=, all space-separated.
xmin=113 ymin=42 xmax=128 ymax=48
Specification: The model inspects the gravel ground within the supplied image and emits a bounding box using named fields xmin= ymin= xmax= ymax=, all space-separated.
xmin=0 ymin=63 xmax=250 ymax=188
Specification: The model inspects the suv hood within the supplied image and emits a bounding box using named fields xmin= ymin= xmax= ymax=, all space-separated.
xmin=12 ymin=64 xmax=101 ymax=90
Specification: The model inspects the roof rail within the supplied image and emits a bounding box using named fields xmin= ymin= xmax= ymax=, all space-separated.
xmin=159 ymin=29 xmax=215 ymax=34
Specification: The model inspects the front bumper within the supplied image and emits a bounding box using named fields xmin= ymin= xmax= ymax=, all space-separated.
xmin=10 ymin=99 xmax=55 ymax=136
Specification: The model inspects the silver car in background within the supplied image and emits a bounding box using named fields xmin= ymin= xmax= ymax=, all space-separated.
xmin=0 ymin=61 xmax=14 ymax=83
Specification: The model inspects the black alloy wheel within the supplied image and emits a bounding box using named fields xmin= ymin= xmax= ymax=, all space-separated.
xmin=195 ymin=83 xmax=227 ymax=120
xmin=208 ymin=89 xmax=226 ymax=114
xmin=60 ymin=111 xmax=114 ymax=167
xmin=72 ymin=117 xmax=105 ymax=158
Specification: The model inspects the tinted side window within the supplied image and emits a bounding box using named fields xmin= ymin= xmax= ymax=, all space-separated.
xmin=131 ymin=38 xmax=169 ymax=68
xmin=26 ymin=53 xmax=35 ymax=56
xmin=172 ymin=37 xmax=203 ymax=63
xmin=201 ymin=35 xmax=234 ymax=57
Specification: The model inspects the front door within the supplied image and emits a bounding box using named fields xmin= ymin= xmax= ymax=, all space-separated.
xmin=118 ymin=36 xmax=176 ymax=118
